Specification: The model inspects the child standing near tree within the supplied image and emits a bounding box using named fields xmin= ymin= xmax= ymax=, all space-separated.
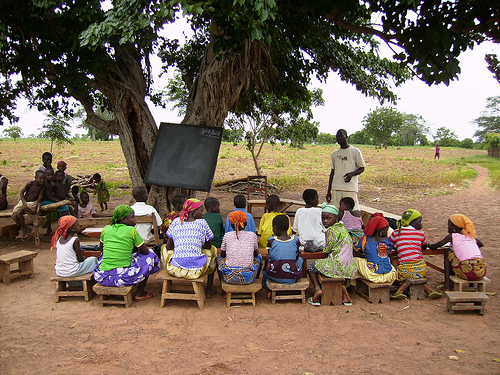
xmin=203 ymin=197 xmax=224 ymax=248
xmin=257 ymin=194 xmax=292 ymax=249
xmin=91 ymin=173 xmax=109 ymax=211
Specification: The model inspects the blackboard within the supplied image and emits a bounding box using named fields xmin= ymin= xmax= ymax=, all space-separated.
xmin=144 ymin=123 xmax=223 ymax=191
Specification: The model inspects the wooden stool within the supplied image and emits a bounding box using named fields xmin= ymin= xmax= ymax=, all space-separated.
xmin=450 ymin=275 xmax=490 ymax=292
xmin=0 ymin=250 xmax=37 ymax=284
xmin=267 ymin=278 xmax=310 ymax=304
xmin=50 ymin=273 xmax=95 ymax=302
xmin=93 ymin=283 xmax=136 ymax=307
xmin=355 ymin=278 xmax=391 ymax=304
xmin=407 ymin=278 xmax=427 ymax=300
xmin=318 ymin=274 xmax=344 ymax=306
xmin=156 ymin=269 xmax=206 ymax=310
xmin=221 ymin=279 xmax=262 ymax=307
xmin=445 ymin=291 xmax=488 ymax=315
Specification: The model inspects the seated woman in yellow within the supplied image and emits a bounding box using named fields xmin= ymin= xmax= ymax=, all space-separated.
xmin=161 ymin=198 xmax=217 ymax=297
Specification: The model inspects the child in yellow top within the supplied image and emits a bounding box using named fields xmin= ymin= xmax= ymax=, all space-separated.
xmin=257 ymin=195 xmax=292 ymax=248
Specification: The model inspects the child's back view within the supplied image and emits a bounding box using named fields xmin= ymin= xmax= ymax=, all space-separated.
xmin=203 ymin=197 xmax=224 ymax=248
xmin=338 ymin=197 xmax=364 ymax=245
xmin=130 ymin=186 xmax=162 ymax=243
xmin=257 ymin=195 xmax=292 ymax=248
xmin=224 ymin=194 xmax=256 ymax=233
xmin=292 ymin=189 xmax=325 ymax=250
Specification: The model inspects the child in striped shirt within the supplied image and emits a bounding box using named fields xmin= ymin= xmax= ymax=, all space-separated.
xmin=389 ymin=209 xmax=442 ymax=299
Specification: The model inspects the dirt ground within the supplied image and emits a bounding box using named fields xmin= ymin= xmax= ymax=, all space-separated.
xmin=0 ymin=165 xmax=499 ymax=374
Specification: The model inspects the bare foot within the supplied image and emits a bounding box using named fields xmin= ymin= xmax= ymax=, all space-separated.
xmin=312 ymin=289 xmax=323 ymax=303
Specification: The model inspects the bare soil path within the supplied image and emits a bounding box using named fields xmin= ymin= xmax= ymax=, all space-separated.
xmin=0 ymin=165 xmax=499 ymax=374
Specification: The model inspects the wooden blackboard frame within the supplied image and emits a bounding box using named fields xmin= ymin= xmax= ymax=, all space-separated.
xmin=144 ymin=123 xmax=223 ymax=191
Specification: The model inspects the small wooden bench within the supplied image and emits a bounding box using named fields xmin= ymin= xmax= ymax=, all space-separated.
xmin=50 ymin=273 xmax=95 ymax=302
xmin=407 ymin=278 xmax=427 ymax=300
xmin=221 ymin=279 xmax=263 ymax=307
xmin=93 ymin=283 xmax=136 ymax=307
xmin=318 ymin=274 xmax=344 ymax=306
xmin=450 ymin=275 xmax=490 ymax=293
xmin=355 ymin=278 xmax=391 ymax=304
xmin=445 ymin=291 xmax=488 ymax=315
xmin=0 ymin=250 xmax=37 ymax=284
xmin=156 ymin=269 xmax=206 ymax=310
xmin=267 ymin=278 xmax=310 ymax=304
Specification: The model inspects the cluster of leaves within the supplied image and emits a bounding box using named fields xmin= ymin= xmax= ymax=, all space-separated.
xmin=473 ymin=96 xmax=500 ymax=142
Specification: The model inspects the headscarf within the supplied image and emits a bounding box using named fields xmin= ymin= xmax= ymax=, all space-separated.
xmin=50 ymin=215 xmax=77 ymax=250
xmin=57 ymin=161 xmax=67 ymax=168
xmin=179 ymin=198 xmax=203 ymax=224
xmin=111 ymin=204 xmax=133 ymax=224
xmin=397 ymin=209 xmax=421 ymax=234
xmin=364 ymin=216 xmax=389 ymax=236
xmin=450 ymin=214 xmax=476 ymax=239
xmin=228 ymin=211 xmax=247 ymax=233
xmin=321 ymin=202 xmax=338 ymax=215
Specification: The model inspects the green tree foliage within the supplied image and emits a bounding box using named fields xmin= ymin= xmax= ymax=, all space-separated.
xmin=272 ymin=118 xmax=319 ymax=148
xmin=2 ymin=125 xmax=23 ymax=140
xmin=39 ymin=114 xmax=74 ymax=152
xmin=315 ymin=132 xmax=336 ymax=145
xmin=393 ymin=114 xmax=430 ymax=146
xmin=349 ymin=129 xmax=372 ymax=145
xmin=363 ymin=107 xmax=405 ymax=148
xmin=459 ymin=138 xmax=475 ymax=149
xmin=434 ymin=126 xmax=459 ymax=147
xmin=473 ymin=96 xmax=500 ymax=142
xmin=222 ymin=127 xmax=244 ymax=144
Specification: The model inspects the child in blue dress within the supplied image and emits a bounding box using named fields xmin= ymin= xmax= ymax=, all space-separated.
xmin=262 ymin=214 xmax=303 ymax=288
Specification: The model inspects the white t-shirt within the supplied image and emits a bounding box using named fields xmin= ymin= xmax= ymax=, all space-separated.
xmin=330 ymin=146 xmax=366 ymax=192
xmin=131 ymin=202 xmax=162 ymax=242
xmin=55 ymin=236 xmax=79 ymax=277
xmin=291 ymin=207 xmax=325 ymax=247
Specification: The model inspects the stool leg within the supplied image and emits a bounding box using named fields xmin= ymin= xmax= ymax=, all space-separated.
xmin=226 ymin=292 xmax=232 ymax=308
xmin=83 ymin=280 xmax=90 ymax=302
xmin=55 ymin=281 xmax=62 ymax=303
xmin=271 ymin=291 xmax=276 ymax=304
xmin=124 ymin=292 xmax=133 ymax=308
xmin=0 ymin=264 xmax=10 ymax=284
xmin=160 ymin=280 xmax=168 ymax=308
xmin=192 ymin=282 xmax=205 ymax=310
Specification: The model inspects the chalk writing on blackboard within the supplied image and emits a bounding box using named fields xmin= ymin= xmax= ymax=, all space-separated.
xmin=200 ymin=128 xmax=222 ymax=138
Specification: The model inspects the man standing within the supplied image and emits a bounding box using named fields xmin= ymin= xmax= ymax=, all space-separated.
xmin=326 ymin=129 xmax=366 ymax=209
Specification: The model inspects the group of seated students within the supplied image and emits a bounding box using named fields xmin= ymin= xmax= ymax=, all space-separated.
xmin=51 ymin=182 xmax=487 ymax=304
xmin=11 ymin=152 xmax=110 ymax=239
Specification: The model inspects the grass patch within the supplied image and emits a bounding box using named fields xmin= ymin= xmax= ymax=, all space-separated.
xmin=269 ymin=175 xmax=309 ymax=191
xmin=446 ymin=154 xmax=500 ymax=190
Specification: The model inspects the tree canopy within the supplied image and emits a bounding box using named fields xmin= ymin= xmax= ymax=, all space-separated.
xmin=473 ymin=96 xmax=500 ymax=142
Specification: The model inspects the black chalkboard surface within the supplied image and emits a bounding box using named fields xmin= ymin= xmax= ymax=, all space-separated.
xmin=144 ymin=123 xmax=223 ymax=191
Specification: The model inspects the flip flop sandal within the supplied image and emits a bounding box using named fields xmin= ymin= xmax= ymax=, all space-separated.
xmin=307 ymin=297 xmax=321 ymax=306
xmin=428 ymin=291 xmax=442 ymax=299
xmin=342 ymin=301 xmax=352 ymax=306
xmin=134 ymin=291 xmax=156 ymax=301
xmin=390 ymin=293 xmax=407 ymax=300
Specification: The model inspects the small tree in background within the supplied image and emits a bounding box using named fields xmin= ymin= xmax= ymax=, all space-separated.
xmin=485 ymin=132 xmax=500 ymax=158
xmin=2 ymin=125 xmax=23 ymax=140
xmin=315 ymin=132 xmax=336 ymax=145
xmin=434 ymin=126 xmax=460 ymax=147
xmin=363 ymin=107 xmax=405 ymax=148
xmin=473 ymin=96 xmax=500 ymax=142
xmin=39 ymin=114 xmax=74 ymax=152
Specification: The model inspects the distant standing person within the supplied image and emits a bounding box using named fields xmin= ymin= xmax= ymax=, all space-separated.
xmin=326 ymin=129 xmax=366 ymax=209
xmin=434 ymin=143 xmax=440 ymax=160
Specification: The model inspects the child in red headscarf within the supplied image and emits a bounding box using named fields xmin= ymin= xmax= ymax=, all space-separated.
xmin=428 ymin=214 xmax=485 ymax=281
xmin=354 ymin=215 xmax=396 ymax=284
xmin=217 ymin=211 xmax=261 ymax=285
xmin=53 ymin=215 xmax=98 ymax=278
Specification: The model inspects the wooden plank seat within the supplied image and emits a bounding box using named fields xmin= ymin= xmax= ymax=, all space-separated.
xmin=93 ymin=283 xmax=136 ymax=308
xmin=267 ymin=278 xmax=310 ymax=304
xmin=355 ymin=278 xmax=392 ymax=304
xmin=407 ymin=278 xmax=427 ymax=300
xmin=50 ymin=273 xmax=95 ymax=302
xmin=445 ymin=291 xmax=488 ymax=315
xmin=450 ymin=275 xmax=490 ymax=293
xmin=221 ymin=279 xmax=263 ymax=307
xmin=0 ymin=250 xmax=37 ymax=284
xmin=156 ymin=269 xmax=206 ymax=310
xmin=317 ymin=274 xmax=344 ymax=306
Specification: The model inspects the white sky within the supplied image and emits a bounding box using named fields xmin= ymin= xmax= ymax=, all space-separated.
xmin=10 ymin=27 xmax=500 ymax=141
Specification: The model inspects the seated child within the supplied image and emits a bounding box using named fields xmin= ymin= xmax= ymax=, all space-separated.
xmin=203 ymin=197 xmax=224 ymax=248
xmin=130 ymin=186 xmax=162 ymax=243
xmin=53 ymin=215 xmax=98 ymax=277
xmin=224 ymin=194 xmax=256 ymax=233
xmin=257 ymin=194 xmax=292 ymax=249
xmin=41 ymin=169 xmax=70 ymax=234
xmin=308 ymin=203 xmax=356 ymax=306
xmin=37 ymin=151 xmax=52 ymax=172
xmin=291 ymin=189 xmax=325 ymax=251
xmin=78 ymin=191 xmax=96 ymax=218
xmin=262 ymin=214 xmax=303 ymax=287
xmin=217 ymin=211 xmax=261 ymax=285
xmin=161 ymin=199 xmax=217 ymax=296
xmin=428 ymin=214 xmax=486 ymax=281
xmin=353 ymin=215 xmax=396 ymax=284
xmin=70 ymin=185 xmax=80 ymax=216
xmin=11 ymin=170 xmax=45 ymax=238
xmin=338 ymin=197 xmax=364 ymax=245
xmin=389 ymin=209 xmax=442 ymax=299
xmin=57 ymin=161 xmax=74 ymax=192
xmin=91 ymin=173 xmax=110 ymax=211
xmin=160 ymin=194 xmax=186 ymax=237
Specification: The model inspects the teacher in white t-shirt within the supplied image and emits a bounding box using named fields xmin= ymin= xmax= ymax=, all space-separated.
xmin=326 ymin=129 xmax=366 ymax=210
